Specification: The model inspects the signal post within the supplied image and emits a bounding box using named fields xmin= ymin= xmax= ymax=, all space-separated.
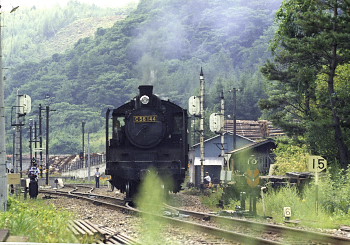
xmin=308 ymin=155 xmax=327 ymax=214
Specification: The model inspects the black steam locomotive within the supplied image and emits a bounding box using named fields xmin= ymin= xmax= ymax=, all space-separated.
xmin=105 ymin=85 xmax=188 ymax=199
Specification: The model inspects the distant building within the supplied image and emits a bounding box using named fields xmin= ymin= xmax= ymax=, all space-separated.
xmin=189 ymin=120 xmax=283 ymax=186
xmin=189 ymin=133 xmax=254 ymax=185
xmin=225 ymin=120 xmax=285 ymax=140
xmin=228 ymin=139 xmax=277 ymax=175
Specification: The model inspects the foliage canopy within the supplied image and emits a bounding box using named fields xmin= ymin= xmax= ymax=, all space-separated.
xmin=5 ymin=0 xmax=281 ymax=153
xmin=261 ymin=0 xmax=350 ymax=168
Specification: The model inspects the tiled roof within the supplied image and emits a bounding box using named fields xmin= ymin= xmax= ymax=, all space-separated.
xmin=224 ymin=120 xmax=285 ymax=140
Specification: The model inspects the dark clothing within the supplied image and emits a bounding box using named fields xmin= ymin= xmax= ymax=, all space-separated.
xmin=29 ymin=179 xmax=38 ymax=199
xmin=28 ymin=166 xmax=40 ymax=198
xmin=95 ymin=176 xmax=100 ymax=188
xmin=95 ymin=171 xmax=100 ymax=188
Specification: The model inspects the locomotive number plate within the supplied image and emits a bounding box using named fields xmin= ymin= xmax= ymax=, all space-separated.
xmin=134 ymin=115 xmax=158 ymax=123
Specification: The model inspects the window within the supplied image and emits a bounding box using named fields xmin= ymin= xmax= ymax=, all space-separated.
xmin=173 ymin=115 xmax=183 ymax=134
xmin=113 ymin=116 xmax=125 ymax=140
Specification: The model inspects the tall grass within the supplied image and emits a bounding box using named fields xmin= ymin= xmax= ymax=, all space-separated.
xmin=255 ymin=169 xmax=350 ymax=228
xmin=200 ymin=188 xmax=224 ymax=209
xmin=135 ymin=168 xmax=168 ymax=245
xmin=318 ymin=168 xmax=350 ymax=216
xmin=0 ymin=196 xmax=93 ymax=243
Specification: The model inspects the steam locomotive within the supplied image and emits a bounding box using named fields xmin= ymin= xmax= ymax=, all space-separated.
xmin=105 ymin=85 xmax=188 ymax=199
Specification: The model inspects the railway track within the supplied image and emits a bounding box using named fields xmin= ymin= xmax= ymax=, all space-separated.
xmin=69 ymin=219 xmax=139 ymax=244
xmin=41 ymin=185 xmax=127 ymax=208
xmin=163 ymin=204 xmax=350 ymax=245
xmin=39 ymin=185 xmax=350 ymax=244
xmin=41 ymin=186 xmax=275 ymax=244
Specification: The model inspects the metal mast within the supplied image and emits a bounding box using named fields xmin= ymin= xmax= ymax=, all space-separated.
xmin=0 ymin=7 xmax=7 ymax=211
xmin=232 ymin=88 xmax=237 ymax=150
xmin=0 ymin=5 xmax=19 ymax=211
xmin=220 ymin=90 xmax=225 ymax=160
xmin=87 ymin=133 xmax=91 ymax=181
xmin=82 ymin=121 xmax=85 ymax=167
xmin=199 ymin=68 xmax=205 ymax=184
xmin=45 ymin=106 xmax=49 ymax=185
xmin=15 ymin=91 xmax=20 ymax=174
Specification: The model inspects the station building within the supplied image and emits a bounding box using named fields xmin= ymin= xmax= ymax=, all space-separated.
xmin=189 ymin=120 xmax=283 ymax=186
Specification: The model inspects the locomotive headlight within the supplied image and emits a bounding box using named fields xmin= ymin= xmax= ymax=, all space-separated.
xmin=140 ymin=95 xmax=150 ymax=105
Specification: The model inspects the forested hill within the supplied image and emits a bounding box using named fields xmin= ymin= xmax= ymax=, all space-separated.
xmin=3 ymin=1 xmax=134 ymax=67
xmin=5 ymin=0 xmax=282 ymax=154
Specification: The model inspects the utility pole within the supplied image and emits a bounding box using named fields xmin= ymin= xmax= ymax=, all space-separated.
xmin=45 ymin=106 xmax=50 ymax=185
xmin=19 ymin=123 xmax=22 ymax=176
xmin=0 ymin=5 xmax=19 ymax=211
xmin=192 ymin=117 xmax=196 ymax=147
xmin=29 ymin=119 xmax=33 ymax=161
xmin=220 ymin=90 xmax=225 ymax=160
xmin=199 ymin=68 xmax=205 ymax=185
xmin=87 ymin=133 xmax=91 ymax=181
xmin=15 ymin=91 xmax=20 ymax=174
xmin=39 ymin=104 xmax=43 ymax=178
xmin=14 ymin=92 xmax=25 ymax=178
xmin=231 ymin=88 xmax=238 ymax=150
xmin=0 ymin=8 xmax=7 ymax=211
xmin=82 ymin=121 xmax=85 ymax=168
xmin=12 ymin=128 xmax=15 ymax=168
xmin=34 ymin=121 xmax=37 ymax=159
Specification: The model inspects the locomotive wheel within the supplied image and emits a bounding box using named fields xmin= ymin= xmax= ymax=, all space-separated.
xmin=173 ymin=180 xmax=183 ymax=193
xmin=125 ymin=182 xmax=130 ymax=197
xmin=163 ymin=185 xmax=170 ymax=200
xmin=125 ymin=181 xmax=139 ymax=199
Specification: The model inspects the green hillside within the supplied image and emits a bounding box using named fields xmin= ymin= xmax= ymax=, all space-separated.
xmin=42 ymin=16 xmax=126 ymax=56
xmin=5 ymin=0 xmax=282 ymax=154
xmin=2 ymin=1 xmax=134 ymax=65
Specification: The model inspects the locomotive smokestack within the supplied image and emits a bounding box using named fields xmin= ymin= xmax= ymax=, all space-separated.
xmin=138 ymin=85 xmax=153 ymax=97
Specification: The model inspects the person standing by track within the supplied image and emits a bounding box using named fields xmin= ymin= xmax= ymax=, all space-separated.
xmin=28 ymin=160 xmax=40 ymax=199
xmin=204 ymin=172 xmax=212 ymax=189
xmin=95 ymin=168 xmax=101 ymax=188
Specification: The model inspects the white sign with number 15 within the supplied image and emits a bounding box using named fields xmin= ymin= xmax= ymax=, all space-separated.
xmin=308 ymin=155 xmax=327 ymax=172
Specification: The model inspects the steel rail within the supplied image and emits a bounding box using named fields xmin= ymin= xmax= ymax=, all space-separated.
xmin=39 ymin=189 xmax=282 ymax=244
xmin=40 ymin=189 xmax=128 ymax=211
xmin=164 ymin=204 xmax=350 ymax=245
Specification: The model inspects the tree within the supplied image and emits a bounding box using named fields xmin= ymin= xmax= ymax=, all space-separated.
xmin=5 ymin=0 xmax=281 ymax=152
xmin=261 ymin=0 xmax=350 ymax=169
xmin=309 ymin=64 xmax=350 ymax=159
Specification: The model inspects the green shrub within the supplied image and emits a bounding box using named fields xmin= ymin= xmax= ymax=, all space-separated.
xmin=256 ymin=170 xmax=350 ymax=228
xmin=317 ymin=168 xmax=350 ymax=216
xmin=272 ymin=137 xmax=309 ymax=175
xmin=200 ymin=188 xmax=224 ymax=210
xmin=0 ymin=196 xmax=92 ymax=243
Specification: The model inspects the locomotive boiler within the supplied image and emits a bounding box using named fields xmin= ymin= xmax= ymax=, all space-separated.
xmin=105 ymin=85 xmax=188 ymax=199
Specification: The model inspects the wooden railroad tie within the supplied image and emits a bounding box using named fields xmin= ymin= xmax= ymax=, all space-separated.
xmin=340 ymin=226 xmax=350 ymax=232
xmin=0 ymin=229 xmax=9 ymax=242
xmin=68 ymin=219 xmax=138 ymax=244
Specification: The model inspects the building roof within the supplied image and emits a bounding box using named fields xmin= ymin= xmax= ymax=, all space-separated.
xmin=192 ymin=132 xmax=254 ymax=148
xmin=224 ymin=120 xmax=285 ymax=140
xmin=194 ymin=157 xmax=224 ymax=166
xmin=227 ymin=139 xmax=276 ymax=154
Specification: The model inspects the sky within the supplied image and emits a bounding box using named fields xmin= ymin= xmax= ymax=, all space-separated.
xmin=2 ymin=0 xmax=139 ymax=11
